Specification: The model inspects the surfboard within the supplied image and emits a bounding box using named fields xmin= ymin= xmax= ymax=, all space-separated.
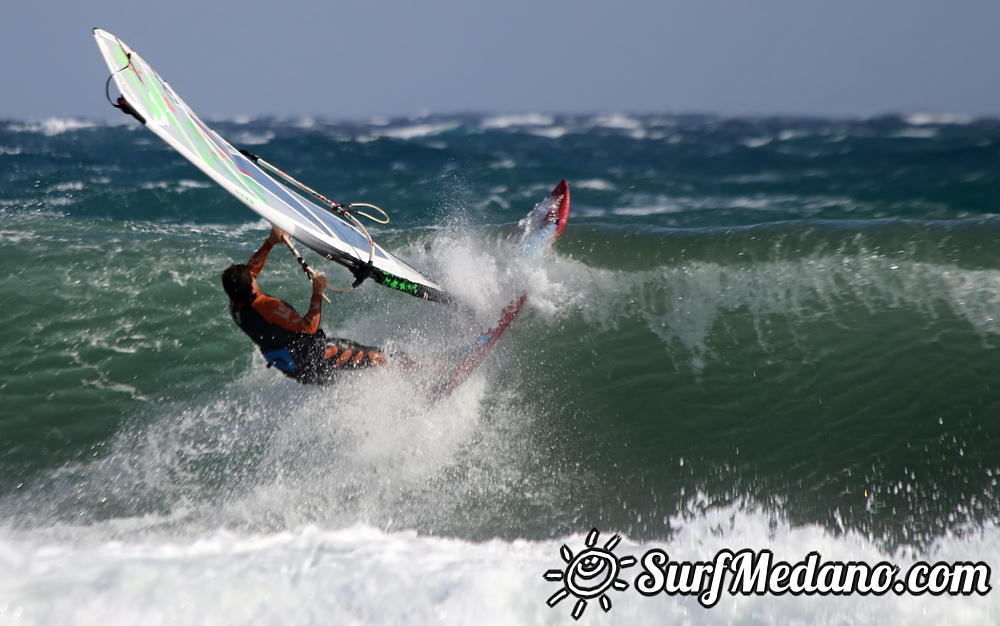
xmin=92 ymin=28 xmax=449 ymax=303
xmin=430 ymin=180 xmax=570 ymax=401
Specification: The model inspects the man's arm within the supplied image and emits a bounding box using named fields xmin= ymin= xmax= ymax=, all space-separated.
xmin=253 ymin=292 xmax=323 ymax=334
xmin=246 ymin=227 xmax=287 ymax=279
xmin=250 ymin=241 xmax=329 ymax=335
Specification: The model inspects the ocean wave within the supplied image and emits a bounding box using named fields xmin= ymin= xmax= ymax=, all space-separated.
xmin=605 ymin=193 xmax=846 ymax=218
xmin=741 ymin=136 xmax=773 ymax=149
xmin=230 ymin=130 xmax=275 ymax=146
xmin=527 ymin=126 xmax=569 ymax=139
xmin=892 ymin=127 xmax=940 ymax=139
xmin=904 ymin=113 xmax=976 ymax=126
xmin=7 ymin=118 xmax=100 ymax=136
xmin=590 ymin=113 xmax=644 ymax=130
xmin=139 ymin=180 xmax=213 ymax=193
xmin=2 ymin=114 xmax=1000 ymax=626
xmin=480 ymin=113 xmax=555 ymax=130
xmin=575 ymin=179 xmax=617 ymax=191
xmin=488 ymin=158 xmax=516 ymax=170
xmin=0 ymin=505 xmax=995 ymax=625
xmin=612 ymin=204 xmax=683 ymax=217
xmin=48 ymin=181 xmax=86 ymax=193
xmin=372 ymin=123 xmax=460 ymax=140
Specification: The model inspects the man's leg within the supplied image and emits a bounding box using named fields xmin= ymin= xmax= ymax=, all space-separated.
xmin=322 ymin=338 xmax=389 ymax=369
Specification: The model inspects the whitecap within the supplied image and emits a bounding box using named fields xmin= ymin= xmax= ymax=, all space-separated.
xmin=742 ymin=136 xmax=773 ymax=149
xmin=9 ymin=118 xmax=99 ymax=136
xmin=42 ymin=196 xmax=79 ymax=207
xmin=480 ymin=113 xmax=555 ymax=130
xmin=293 ymin=117 xmax=318 ymax=129
xmin=140 ymin=180 xmax=211 ymax=193
xmin=528 ymin=126 xmax=568 ymax=139
xmin=177 ymin=180 xmax=212 ymax=190
xmin=232 ymin=131 xmax=274 ymax=146
xmin=904 ymin=113 xmax=974 ymax=126
xmin=613 ymin=204 xmax=682 ymax=216
xmin=378 ymin=123 xmax=459 ymax=140
xmin=49 ymin=182 xmax=86 ymax=193
xmin=576 ymin=179 xmax=616 ymax=191
xmin=1 ymin=509 xmax=996 ymax=625
xmin=592 ymin=113 xmax=643 ymax=130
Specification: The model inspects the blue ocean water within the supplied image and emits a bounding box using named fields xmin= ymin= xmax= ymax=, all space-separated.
xmin=1 ymin=112 xmax=999 ymax=624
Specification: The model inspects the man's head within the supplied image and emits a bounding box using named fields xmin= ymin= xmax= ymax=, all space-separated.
xmin=222 ymin=264 xmax=255 ymax=304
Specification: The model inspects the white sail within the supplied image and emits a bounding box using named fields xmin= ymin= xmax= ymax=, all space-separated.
xmin=93 ymin=28 xmax=447 ymax=302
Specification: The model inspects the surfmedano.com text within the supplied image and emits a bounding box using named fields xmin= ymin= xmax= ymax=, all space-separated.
xmin=635 ymin=549 xmax=991 ymax=608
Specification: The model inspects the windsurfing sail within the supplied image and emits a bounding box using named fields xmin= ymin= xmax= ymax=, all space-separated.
xmin=92 ymin=28 xmax=449 ymax=303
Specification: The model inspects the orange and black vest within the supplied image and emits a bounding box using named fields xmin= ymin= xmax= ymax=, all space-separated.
xmin=230 ymin=300 xmax=324 ymax=377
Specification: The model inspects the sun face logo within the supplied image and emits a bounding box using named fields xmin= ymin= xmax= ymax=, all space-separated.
xmin=544 ymin=528 xmax=637 ymax=620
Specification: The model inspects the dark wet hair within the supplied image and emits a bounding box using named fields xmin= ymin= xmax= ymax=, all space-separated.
xmin=222 ymin=264 xmax=254 ymax=304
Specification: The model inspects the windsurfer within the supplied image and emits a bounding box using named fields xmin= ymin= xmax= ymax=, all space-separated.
xmin=222 ymin=226 xmax=392 ymax=383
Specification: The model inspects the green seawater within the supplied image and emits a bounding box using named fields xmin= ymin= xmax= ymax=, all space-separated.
xmin=1 ymin=115 xmax=1000 ymax=553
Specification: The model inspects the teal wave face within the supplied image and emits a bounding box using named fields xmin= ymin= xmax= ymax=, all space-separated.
xmin=0 ymin=216 xmax=253 ymax=488
xmin=513 ymin=223 xmax=1000 ymax=548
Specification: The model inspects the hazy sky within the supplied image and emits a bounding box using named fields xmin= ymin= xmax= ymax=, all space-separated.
xmin=4 ymin=0 xmax=1000 ymax=121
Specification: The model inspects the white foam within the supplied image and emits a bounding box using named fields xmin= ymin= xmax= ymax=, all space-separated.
xmin=140 ymin=180 xmax=211 ymax=193
xmin=613 ymin=204 xmax=683 ymax=217
xmin=231 ymin=130 xmax=275 ymax=146
xmin=376 ymin=123 xmax=460 ymax=140
xmin=742 ymin=136 xmax=773 ymax=149
xmin=528 ymin=126 xmax=569 ymax=139
xmin=592 ymin=113 xmax=643 ymax=130
xmin=0 ymin=228 xmax=42 ymax=244
xmin=9 ymin=118 xmax=99 ymax=136
xmin=41 ymin=196 xmax=79 ymax=207
xmin=576 ymin=179 xmax=616 ymax=191
xmin=502 ymin=237 xmax=1000 ymax=378
xmin=480 ymin=113 xmax=556 ymax=130
xmin=177 ymin=179 xmax=211 ymax=190
xmin=48 ymin=181 xmax=86 ymax=193
xmin=1 ymin=504 xmax=995 ymax=625
xmin=905 ymin=113 xmax=975 ymax=126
